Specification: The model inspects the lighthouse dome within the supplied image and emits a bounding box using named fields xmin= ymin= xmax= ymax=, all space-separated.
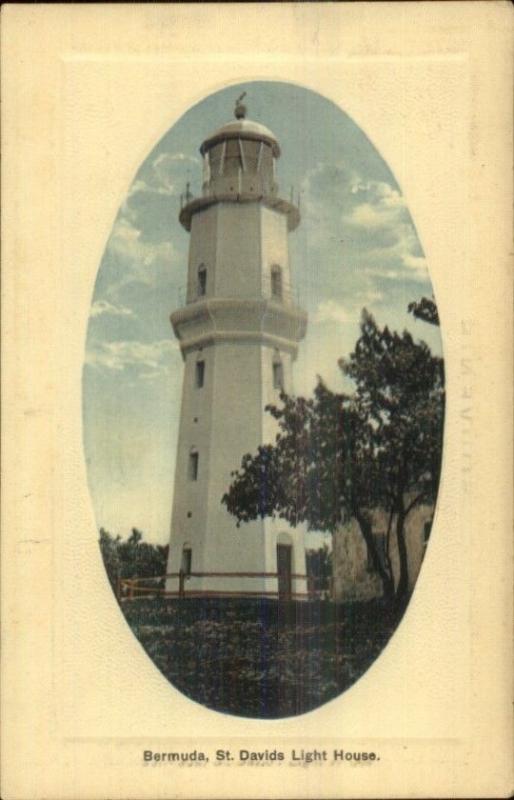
xmin=178 ymin=95 xmax=300 ymax=232
xmin=200 ymin=117 xmax=281 ymax=157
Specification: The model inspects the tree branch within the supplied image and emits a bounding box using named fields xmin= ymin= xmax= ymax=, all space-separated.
xmin=404 ymin=492 xmax=425 ymax=516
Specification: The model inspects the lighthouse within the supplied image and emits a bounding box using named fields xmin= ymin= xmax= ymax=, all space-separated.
xmin=166 ymin=95 xmax=308 ymax=598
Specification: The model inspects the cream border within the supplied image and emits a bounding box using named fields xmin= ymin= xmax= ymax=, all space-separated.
xmin=2 ymin=4 xmax=512 ymax=798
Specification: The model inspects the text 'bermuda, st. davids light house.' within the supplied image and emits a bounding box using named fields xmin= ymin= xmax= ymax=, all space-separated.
xmin=166 ymin=94 xmax=308 ymax=598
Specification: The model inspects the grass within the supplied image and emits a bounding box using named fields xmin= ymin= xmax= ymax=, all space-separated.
xmin=121 ymin=596 xmax=403 ymax=718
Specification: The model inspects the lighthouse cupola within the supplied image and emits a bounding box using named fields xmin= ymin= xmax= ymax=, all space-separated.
xmin=200 ymin=92 xmax=280 ymax=200
xmin=179 ymin=96 xmax=299 ymax=232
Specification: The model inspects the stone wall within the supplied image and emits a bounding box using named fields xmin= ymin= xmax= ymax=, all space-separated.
xmin=332 ymin=504 xmax=434 ymax=602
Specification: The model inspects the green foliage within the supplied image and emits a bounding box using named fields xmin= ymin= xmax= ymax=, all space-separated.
xmin=223 ymin=383 xmax=365 ymax=532
xmin=98 ymin=527 xmax=169 ymax=593
xmin=99 ymin=528 xmax=122 ymax=592
xmin=408 ymin=296 xmax=440 ymax=326
xmin=306 ymin=544 xmax=332 ymax=593
xmin=340 ymin=310 xmax=444 ymax=601
xmin=124 ymin=597 xmax=400 ymax=718
xmin=340 ymin=309 xmax=444 ymax=511
xmin=223 ymin=305 xmax=444 ymax=605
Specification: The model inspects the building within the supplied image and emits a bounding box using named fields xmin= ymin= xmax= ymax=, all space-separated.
xmin=166 ymin=95 xmax=308 ymax=599
xmin=332 ymin=505 xmax=434 ymax=602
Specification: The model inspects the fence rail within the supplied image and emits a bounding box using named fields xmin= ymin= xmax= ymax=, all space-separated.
xmin=117 ymin=570 xmax=330 ymax=602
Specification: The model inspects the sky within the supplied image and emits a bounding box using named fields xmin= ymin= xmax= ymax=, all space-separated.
xmin=83 ymin=80 xmax=442 ymax=545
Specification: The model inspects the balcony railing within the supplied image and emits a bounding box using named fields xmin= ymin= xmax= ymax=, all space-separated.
xmin=176 ymin=282 xmax=301 ymax=308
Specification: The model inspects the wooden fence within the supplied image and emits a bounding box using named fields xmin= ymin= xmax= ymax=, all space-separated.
xmin=117 ymin=570 xmax=330 ymax=602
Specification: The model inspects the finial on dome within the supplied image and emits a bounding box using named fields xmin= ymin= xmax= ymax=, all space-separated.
xmin=235 ymin=92 xmax=247 ymax=120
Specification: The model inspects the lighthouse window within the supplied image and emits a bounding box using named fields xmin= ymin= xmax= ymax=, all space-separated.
xmin=273 ymin=361 xmax=284 ymax=390
xmin=198 ymin=265 xmax=207 ymax=296
xmin=271 ymin=266 xmax=283 ymax=299
xmin=189 ymin=451 xmax=199 ymax=481
xmin=225 ymin=138 xmax=243 ymax=175
xmin=195 ymin=360 xmax=205 ymax=388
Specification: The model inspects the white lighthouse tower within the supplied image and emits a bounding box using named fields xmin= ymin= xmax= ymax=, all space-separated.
xmin=166 ymin=95 xmax=308 ymax=598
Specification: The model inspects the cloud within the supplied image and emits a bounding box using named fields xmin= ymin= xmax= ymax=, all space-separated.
xmin=360 ymin=288 xmax=384 ymax=304
xmin=301 ymin=161 xmax=361 ymax=200
xmin=343 ymin=184 xmax=406 ymax=230
xmin=104 ymin=214 xmax=176 ymax=296
xmin=100 ymin=150 xmax=196 ymax=294
xmin=299 ymin=162 xmax=361 ymax=249
xmin=125 ymin=152 xmax=201 ymax=201
xmin=364 ymin=267 xmax=402 ymax=281
xmin=99 ymin=149 xmax=196 ymax=298
xmin=312 ymin=300 xmax=350 ymax=325
xmin=343 ymin=180 xmax=407 ymax=232
xmin=107 ymin=216 xmax=174 ymax=266
xmin=361 ymin=222 xmax=428 ymax=281
xmin=300 ymin=162 xmax=430 ymax=287
xmin=151 ymin=152 xmax=200 ymax=194
xmin=97 ymin=149 xmax=198 ymax=302
xmin=402 ymin=252 xmax=428 ymax=274
xmin=311 ymin=287 xmax=383 ymax=327
xmin=85 ymin=338 xmax=178 ymax=374
xmin=90 ymin=300 xmax=135 ymax=319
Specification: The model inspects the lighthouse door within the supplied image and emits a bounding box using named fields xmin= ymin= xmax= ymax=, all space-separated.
xmin=277 ymin=544 xmax=292 ymax=600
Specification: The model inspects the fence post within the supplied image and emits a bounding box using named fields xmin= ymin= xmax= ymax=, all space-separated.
xmin=179 ymin=569 xmax=185 ymax=599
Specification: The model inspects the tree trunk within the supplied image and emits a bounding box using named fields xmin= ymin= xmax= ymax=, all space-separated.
xmin=355 ymin=512 xmax=395 ymax=602
xmin=395 ymin=509 xmax=409 ymax=606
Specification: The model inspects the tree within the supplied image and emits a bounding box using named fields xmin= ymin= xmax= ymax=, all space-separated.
xmin=339 ymin=311 xmax=444 ymax=604
xmin=98 ymin=528 xmax=169 ymax=595
xmin=408 ymin=296 xmax=439 ymax=326
xmin=223 ymin=308 xmax=444 ymax=606
xmin=99 ymin=527 xmax=122 ymax=591
xmin=306 ymin=544 xmax=332 ymax=594
xmin=223 ymin=380 xmax=396 ymax=601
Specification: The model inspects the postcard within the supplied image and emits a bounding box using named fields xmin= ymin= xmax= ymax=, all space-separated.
xmin=2 ymin=3 xmax=512 ymax=798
